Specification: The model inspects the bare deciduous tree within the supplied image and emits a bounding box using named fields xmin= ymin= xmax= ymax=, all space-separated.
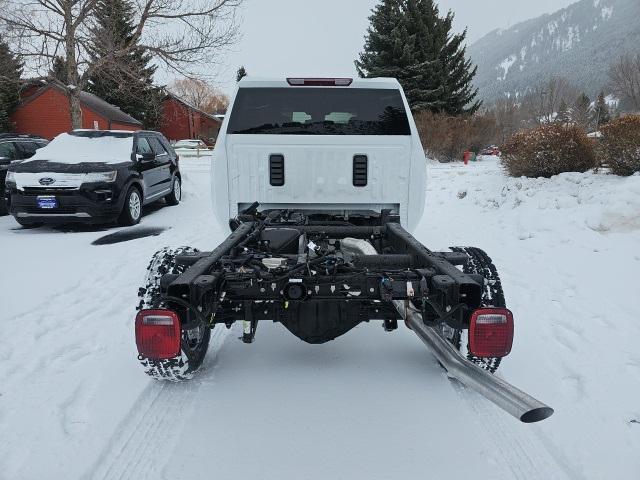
xmin=609 ymin=54 xmax=640 ymax=112
xmin=492 ymin=96 xmax=520 ymax=143
xmin=519 ymin=77 xmax=579 ymax=126
xmin=414 ymin=111 xmax=497 ymax=162
xmin=0 ymin=0 xmax=241 ymax=128
xmin=169 ymin=77 xmax=229 ymax=114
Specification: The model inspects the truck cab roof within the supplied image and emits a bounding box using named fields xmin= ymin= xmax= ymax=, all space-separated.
xmin=237 ymin=77 xmax=402 ymax=90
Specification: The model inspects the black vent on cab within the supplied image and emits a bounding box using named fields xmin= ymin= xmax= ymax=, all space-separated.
xmin=353 ymin=155 xmax=368 ymax=187
xmin=269 ymin=154 xmax=285 ymax=186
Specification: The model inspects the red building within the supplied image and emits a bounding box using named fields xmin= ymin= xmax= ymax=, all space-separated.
xmin=11 ymin=82 xmax=142 ymax=139
xmin=159 ymin=93 xmax=222 ymax=143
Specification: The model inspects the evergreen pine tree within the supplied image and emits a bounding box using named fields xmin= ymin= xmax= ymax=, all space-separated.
xmin=236 ymin=66 xmax=247 ymax=82
xmin=572 ymin=93 xmax=592 ymax=131
xmin=49 ymin=56 xmax=69 ymax=84
xmin=86 ymin=0 xmax=163 ymax=128
xmin=0 ymin=40 xmax=22 ymax=132
xmin=356 ymin=0 xmax=479 ymax=114
xmin=591 ymin=91 xmax=611 ymax=130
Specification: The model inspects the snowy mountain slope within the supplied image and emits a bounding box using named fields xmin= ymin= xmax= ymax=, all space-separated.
xmin=468 ymin=0 xmax=640 ymax=102
xmin=1 ymin=158 xmax=639 ymax=479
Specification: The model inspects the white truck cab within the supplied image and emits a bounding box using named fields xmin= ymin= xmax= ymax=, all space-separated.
xmin=212 ymin=77 xmax=426 ymax=231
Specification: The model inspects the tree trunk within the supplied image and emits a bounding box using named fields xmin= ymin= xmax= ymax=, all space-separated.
xmin=68 ymin=88 xmax=83 ymax=130
xmin=64 ymin=4 xmax=82 ymax=129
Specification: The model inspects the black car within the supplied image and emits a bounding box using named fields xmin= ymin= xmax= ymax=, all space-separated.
xmin=5 ymin=130 xmax=182 ymax=227
xmin=0 ymin=134 xmax=49 ymax=215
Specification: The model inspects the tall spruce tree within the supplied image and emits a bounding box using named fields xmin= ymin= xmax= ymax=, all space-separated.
xmin=591 ymin=91 xmax=611 ymax=129
xmin=0 ymin=40 xmax=22 ymax=132
xmin=49 ymin=56 xmax=69 ymax=84
xmin=87 ymin=0 xmax=162 ymax=128
xmin=356 ymin=0 xmax=480 ymax=114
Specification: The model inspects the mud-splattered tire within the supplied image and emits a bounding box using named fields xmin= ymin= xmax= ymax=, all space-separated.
xmin=136 ymin=246 xmax=211 ymax=381
xmin=447 ymin=246 xmax=507 ymax=373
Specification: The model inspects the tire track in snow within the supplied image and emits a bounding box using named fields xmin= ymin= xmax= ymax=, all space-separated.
xmin=1 ymin=262 xmax=133 ymax=389
xmin=85 ymin=326 xmax=228 ymax=480
xmin=452 ymin=382 xmax=583 ymax=480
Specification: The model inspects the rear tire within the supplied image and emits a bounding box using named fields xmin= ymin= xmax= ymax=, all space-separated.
xmin=136 ymin=246 xmax=211 ymax=381
xmin=165 ymin=176 xmax=181 ymax=206
xmin=118 ymin=187 xmax=142 ymax=226
xmin=447 ymin=246 xmax=506 ymax=373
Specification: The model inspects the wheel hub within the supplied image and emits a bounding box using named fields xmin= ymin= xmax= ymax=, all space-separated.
xmin=129 ymin=192 xmax=141 ymax=219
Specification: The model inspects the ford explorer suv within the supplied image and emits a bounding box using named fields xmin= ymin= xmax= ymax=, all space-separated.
xmin=5 ymin=130 xmax=181 ymax=227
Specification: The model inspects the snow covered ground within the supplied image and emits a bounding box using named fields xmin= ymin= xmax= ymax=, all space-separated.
xmin=1 ymin=156 xmax=639 ymax=479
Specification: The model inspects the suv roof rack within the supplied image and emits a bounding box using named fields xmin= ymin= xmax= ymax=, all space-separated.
xmin=0 ymin=133 xmax=46 ymax=140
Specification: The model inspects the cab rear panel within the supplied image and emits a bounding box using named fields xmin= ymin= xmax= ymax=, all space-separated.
xmin=212 ymin=78 xmax=426 ymax=231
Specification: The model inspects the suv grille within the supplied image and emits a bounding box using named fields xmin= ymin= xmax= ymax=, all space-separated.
xmin=22 ymin=187 xmax=78 ymax=196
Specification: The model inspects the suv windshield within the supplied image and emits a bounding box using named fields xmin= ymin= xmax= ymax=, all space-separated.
xmin=227 ymin=88 xmax=411 ymax=135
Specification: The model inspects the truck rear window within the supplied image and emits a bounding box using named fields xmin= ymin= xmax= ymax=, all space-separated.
xmin=227 ymin=88 xmax=411 ymax=135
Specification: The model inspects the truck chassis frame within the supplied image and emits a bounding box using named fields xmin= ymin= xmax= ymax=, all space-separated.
xmin=138 ymin=210 xmax=553 ymax=423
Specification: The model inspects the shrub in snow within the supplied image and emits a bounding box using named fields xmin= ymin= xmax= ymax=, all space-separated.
xmin=599 ymin=115 xmax=640 ymax=176
xmin=501 ymin=124 xmax=596 ymax=178
xmin=414 ymin=111 xmax=497 ymax=162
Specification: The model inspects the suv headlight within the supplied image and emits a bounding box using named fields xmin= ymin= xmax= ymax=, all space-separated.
xmin=5 ymin=171 xmax=15 ymax=183
xmin=84 ymin=171 xmax=117 ymax=183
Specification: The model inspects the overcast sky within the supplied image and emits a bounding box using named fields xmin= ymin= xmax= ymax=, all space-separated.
xmin=212 ymin=0 xmax=578 ymax=95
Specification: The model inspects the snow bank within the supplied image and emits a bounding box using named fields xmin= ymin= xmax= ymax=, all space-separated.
xmin=418 ymin=157 xmax=640 ymax=478
xmin=26 ymin=133 xmax=134 ymax=164
xmin=449 ymin=161 xmax=640 ymax=235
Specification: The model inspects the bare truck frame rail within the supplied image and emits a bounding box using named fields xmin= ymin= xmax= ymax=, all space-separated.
xmin=135 ymin=210 xmax=553 ymax=423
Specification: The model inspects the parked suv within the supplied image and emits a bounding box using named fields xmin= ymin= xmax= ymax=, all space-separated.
xmin=5 ymin=130 xmax=181 ymax=227
xmin=0 ymin=134 xmax=49 ymax=215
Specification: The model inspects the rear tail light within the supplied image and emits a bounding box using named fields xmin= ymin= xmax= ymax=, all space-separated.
xmin=469 ymin=308 xmax=514 ymax=358
xmin=287 ymin=78 xmax=353 ymax=86
xmin=135 ymin=309 xmax=182 ymax=359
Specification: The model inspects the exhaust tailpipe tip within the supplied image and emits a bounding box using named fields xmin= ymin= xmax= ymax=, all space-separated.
xmin=521 ymin=407 xmax=554 ymax=423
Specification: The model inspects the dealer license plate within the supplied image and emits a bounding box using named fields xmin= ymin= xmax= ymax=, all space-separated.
xmin=37 ymin=196 xmax=58 ymax=209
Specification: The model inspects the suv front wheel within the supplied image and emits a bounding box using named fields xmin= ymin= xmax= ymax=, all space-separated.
xmin=118 ymin=187 xmax=142 ymax=226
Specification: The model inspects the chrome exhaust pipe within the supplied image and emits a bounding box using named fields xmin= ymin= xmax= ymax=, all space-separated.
xmin=397 ymin=301 xmax=553 ymax=423
xmin=341 ymin=238 xmax=554 ymax=423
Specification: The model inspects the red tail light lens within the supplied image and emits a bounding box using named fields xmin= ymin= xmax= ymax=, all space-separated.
xmin=287 ymin=78 xmax=353 ymax=86
xmin=469 ymin=308 xmax=514 ymax=358
xmin=135 ymin=309 xmax=181 ymax=359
